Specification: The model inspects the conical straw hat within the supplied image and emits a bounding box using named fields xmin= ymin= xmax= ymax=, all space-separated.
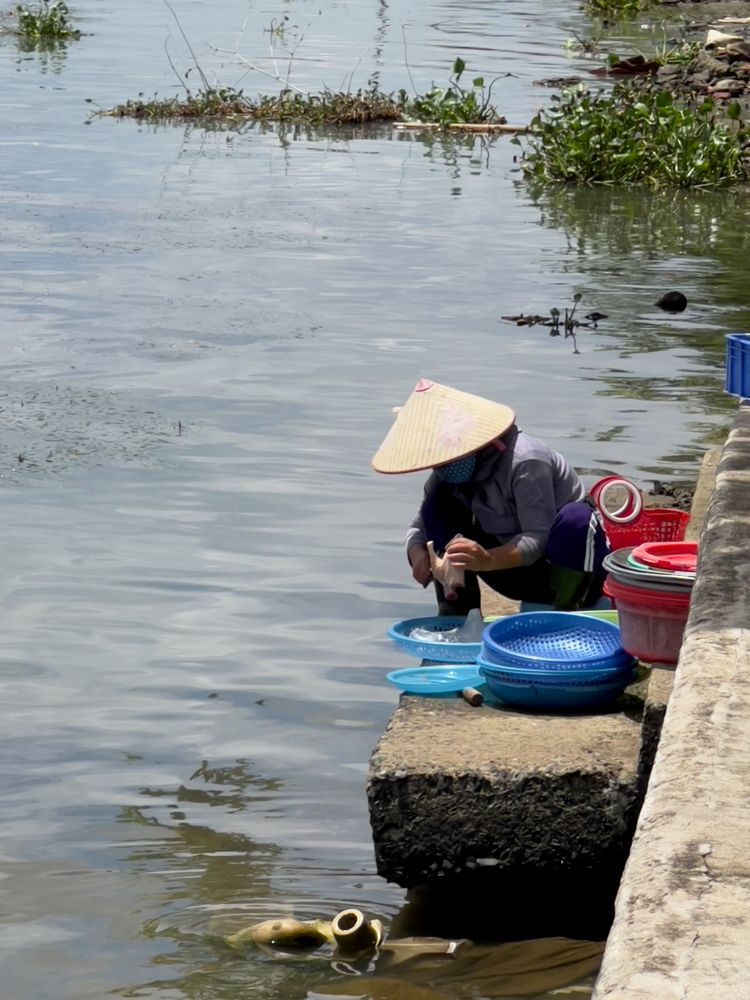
xmin=372 ymin=379 xmax=515 ymax=474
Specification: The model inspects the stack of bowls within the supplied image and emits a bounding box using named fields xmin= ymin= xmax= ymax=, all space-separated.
xmin=477 ymin=612 xmax=636 ymax=710
xmin=602 ymin=541 xmax=697 ymax=665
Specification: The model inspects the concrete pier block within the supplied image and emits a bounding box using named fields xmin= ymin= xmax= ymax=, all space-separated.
xmin=367 ymin=685 xmax=646 ymax=888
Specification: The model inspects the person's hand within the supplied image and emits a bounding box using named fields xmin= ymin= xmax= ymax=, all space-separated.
xmin=426 ymin=539 xmax=465 ymax=600
xmin=445 ymin=537 xmax=493 ymax=573
xmin=408 ymin=544 xmax=433 ymax=587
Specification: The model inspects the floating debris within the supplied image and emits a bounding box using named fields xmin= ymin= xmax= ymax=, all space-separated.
xmin=655 ymin=291 xmax=688 ymax=313
xmin=500 ymin=292 xmax=606 ymax=353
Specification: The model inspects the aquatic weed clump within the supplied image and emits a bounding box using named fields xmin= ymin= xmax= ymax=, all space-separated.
xmin=13 ymin=0 xmax=80 ymax=41
xmin=102 ymin=58 xmax=509 ymax=129
xmin=252 ymin=87 xmax=404 ymax=126
xmin=109 ymin=87 xmax=253 ymax=121
xmin=518 ymin=84 xmax=750 ymax=188
xmin=583 ymin=0 xmax=651 ymax=21
xmin=400 ymin=58 xmax=504 ymax=126
xmin=106 ymin=85 xmax=404 ymax=125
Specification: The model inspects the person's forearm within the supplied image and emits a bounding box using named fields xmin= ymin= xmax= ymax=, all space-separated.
xmin=406 ymin=528 xmax=427 ymax=557
xmin=444 ymin=537 xmax=526 ymax=574
xmin=484 ymin=542 xmax=525 ymax=571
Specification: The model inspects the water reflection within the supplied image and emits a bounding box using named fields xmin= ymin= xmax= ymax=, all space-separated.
xmin=119 ymin=758 xmax=290 ymax=997
xmin=518 ymin=181 xmax=744 ymax=459
xmin=527 ymin=183 xmax=750 ymax=351
xmin=121 ymin=760 xmax=608 ymax=999
xmin=529 ymin=183 xmax=750 ymax=267
xmin=311 ymin=936 xmax=603 ymax=998
xmin=13 ymin=37 xmax=71 ymax=74
xmin=120 ymin=758 xmax=283 ymax=910
xmin=396 ymin=130 xmax=497 ymax=186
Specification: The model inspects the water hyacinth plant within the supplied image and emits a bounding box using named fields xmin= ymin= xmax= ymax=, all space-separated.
xmin=13 ymin=0 xmax=80 ymax=41
xmin=400 ymin=57 xmax=503 ymax=126
xmin=517 ymin=84 xmax=750 ymax=188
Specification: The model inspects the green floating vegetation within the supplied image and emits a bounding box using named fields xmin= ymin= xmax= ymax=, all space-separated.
xmin=517 ymin=84 xmax=750 ymax=188
xmin=103 ymin=59 xmax=504 ymax=129
xmin=583 ymin=0 xmax=651 ymax=21
xmin=13 ymin=0 xmax=80 ymax=41
xmin=108 ymin=85 xmax=404 ymax=126
xmin=399 ymin=57 xmax=504 ymax=126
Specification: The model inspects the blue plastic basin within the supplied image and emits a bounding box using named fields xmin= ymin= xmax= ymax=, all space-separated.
xmin=387 ymin=616 xmax=482 ymax=663
xmin=481 ymin=671 xmax=635 ymax=710
xmin=477 ymin=653 xmax=636 ymax=686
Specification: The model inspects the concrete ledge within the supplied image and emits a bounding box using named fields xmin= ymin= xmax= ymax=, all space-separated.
xmin=593 ymin=409 xmax=750 ymax=1000
xmin=637 ymin=448 xmax=721 ymax=782
xmin=367 ymin=683 xmax=647 ymax=888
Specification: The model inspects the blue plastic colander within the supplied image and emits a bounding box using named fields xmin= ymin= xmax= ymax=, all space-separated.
xmin=480 ymin=672 xmax=634 ymax=710
xmin=387 ymin=616 xmax=482 ymax=663
xmin=477 ymin=653 xmax=637 ymax=687
xmin=481 ymin=611 xmax=626 ymax=671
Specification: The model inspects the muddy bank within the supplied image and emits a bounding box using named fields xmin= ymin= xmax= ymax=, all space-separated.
xmin=539 ymin=5 xmax=750 ymax=121
xmin=645 ymin=480 xmax=695 ymax=511
xmin=656 ymin=16 xmax=750 ymax=117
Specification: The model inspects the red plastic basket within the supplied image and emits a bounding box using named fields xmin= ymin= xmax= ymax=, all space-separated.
xmin=603 ymin=576 xmax=691 ymax=663
xmin=602 ymin=508 xmax=689 ymax=551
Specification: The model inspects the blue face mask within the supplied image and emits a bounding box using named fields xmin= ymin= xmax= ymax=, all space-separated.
xmin=435 ymin=454 xmax=476 ymax=484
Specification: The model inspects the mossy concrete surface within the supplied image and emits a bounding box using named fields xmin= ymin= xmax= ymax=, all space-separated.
xmin=593 ymin=406 xmax=750 ymax=1000
xmin=367 ymin=690 xmax=645 ymax=887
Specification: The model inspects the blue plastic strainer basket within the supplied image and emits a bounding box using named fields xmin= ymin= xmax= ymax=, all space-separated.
xmin=481 ymin=611 xmax=626 ymax=671
xmin=480 ymin=672 xmax=634 ymax=710
xmin=477 ymin=653 xmax=636 ymax=687
xmin=387 ymin=616 xmax=482 ymax=663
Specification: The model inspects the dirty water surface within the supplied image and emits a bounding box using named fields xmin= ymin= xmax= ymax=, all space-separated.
xmin=0 ymin=0 xmax=746 ymax=997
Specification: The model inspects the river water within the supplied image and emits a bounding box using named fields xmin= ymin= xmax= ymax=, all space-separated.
xmin=0 ymin=0 xmax=745 ymax=997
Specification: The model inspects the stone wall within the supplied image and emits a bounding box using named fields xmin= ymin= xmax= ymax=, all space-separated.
xmin=593 ymin=404 xmax=750 ymax=1000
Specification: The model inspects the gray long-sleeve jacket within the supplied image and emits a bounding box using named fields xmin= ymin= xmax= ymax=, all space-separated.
xmin=406 ymin=426 xmax=586 ymax=566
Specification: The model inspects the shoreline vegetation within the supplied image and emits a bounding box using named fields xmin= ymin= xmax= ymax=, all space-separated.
xmin=518 ymin=82 xmax=749 ymax=187
xmin=9 ymin=0 xmax=746 ymax=186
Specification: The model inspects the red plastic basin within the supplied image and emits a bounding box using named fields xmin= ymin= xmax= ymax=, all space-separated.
xmin=630 ymin=541 xmax=698 ymax=573
xmin=603 ymin=576 xmax=691 ymax=665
